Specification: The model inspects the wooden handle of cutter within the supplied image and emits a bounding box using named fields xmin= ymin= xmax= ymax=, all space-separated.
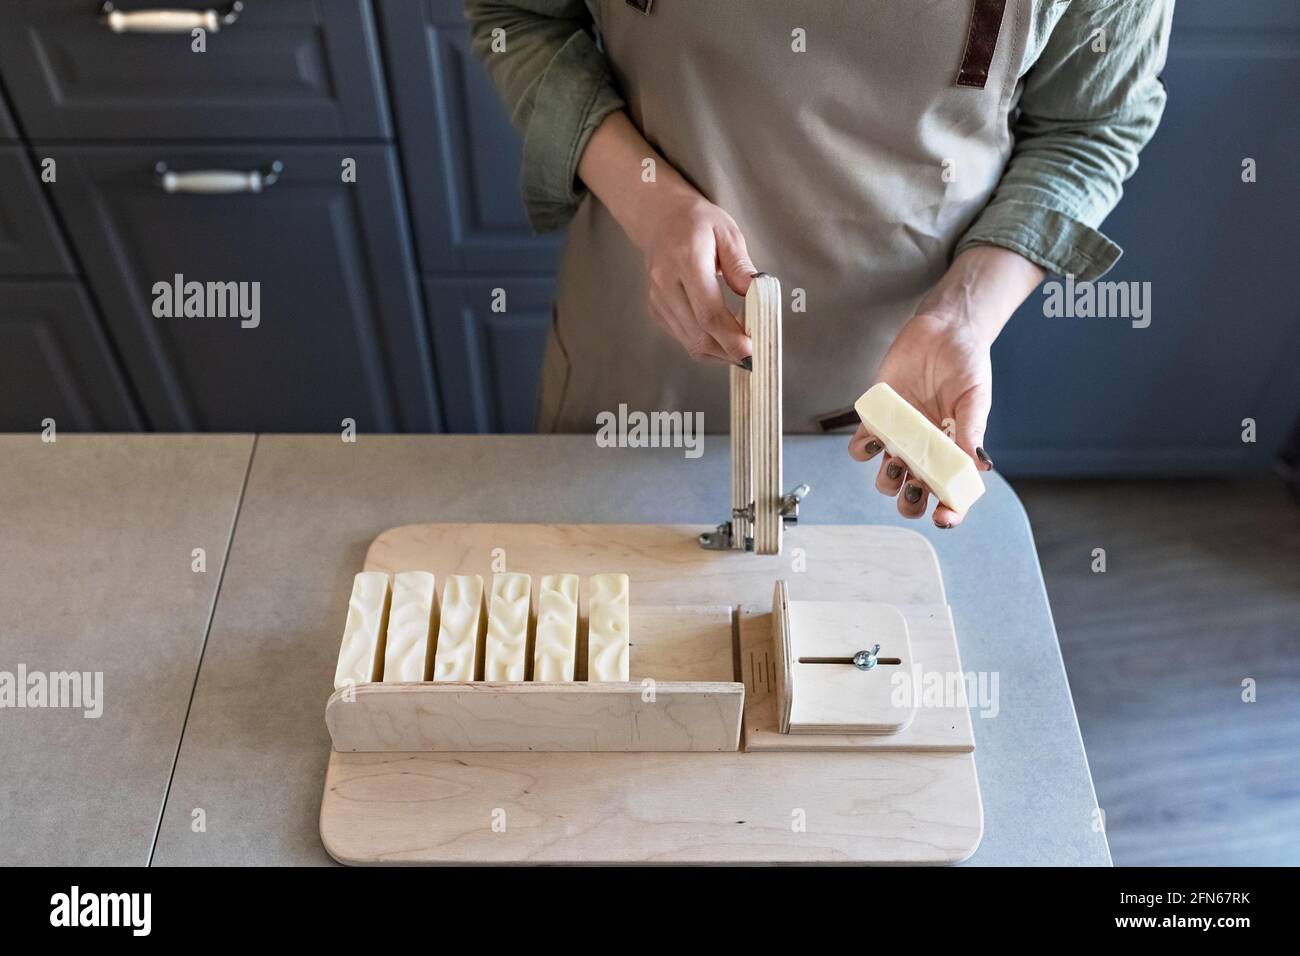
xmin=730 ymin=274 xmax=783 ymax=555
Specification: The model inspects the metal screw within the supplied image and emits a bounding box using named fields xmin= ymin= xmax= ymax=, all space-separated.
xmin=852 ymin=644 xmax=881 ymax=670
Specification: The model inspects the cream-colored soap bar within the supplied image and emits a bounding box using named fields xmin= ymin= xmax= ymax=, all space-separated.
xmin=333 ymin=572 xmax=392 ymax=690
xmin=587 ymin=573 xmax=630 ymax=682
xmin=855 ymin=382 xmax=985 ymax=514
xmin=533 ymin=574 xmax=578 ymax=682
xmin=484 ymin=572 xmax=531 ymax=681
xmin=432 ymin=575 xmax=486 ymax=681
xmin=383 ymin=571 xmax=437 ymax=682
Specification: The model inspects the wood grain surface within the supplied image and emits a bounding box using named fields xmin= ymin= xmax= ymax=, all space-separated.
xmin=320 ymin=521 xmax=981 ymax=864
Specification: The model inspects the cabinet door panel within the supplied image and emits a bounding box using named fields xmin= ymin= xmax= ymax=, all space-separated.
xmin=0 ymin=0 xmax=390 ymax=141
xmin=378 ymin=0 xmax=562 ymax=273
xmin=0 ymin=281 xmax=141 ymax=431
xmin=47 ymin=145 xmax=438 ymax=432
xmin=0 ymin=84 xmax=15 ymax=141
xmin=988 ymin=5 xmax=1300 ymax=475
xmin=425 ymin=277 xmax=553 ymax=433
xmin=0 ymin=147 xmax=75 ymax=276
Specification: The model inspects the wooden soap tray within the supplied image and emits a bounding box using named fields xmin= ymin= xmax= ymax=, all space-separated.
xmin=320 ymin=522 xmax=982 ymax=865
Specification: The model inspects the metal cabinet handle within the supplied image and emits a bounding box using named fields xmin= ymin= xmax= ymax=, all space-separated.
xmin=100 ymin=1 xmax=244 ymax=34
xmin=154 ymin=161 xmax=282 ymax=194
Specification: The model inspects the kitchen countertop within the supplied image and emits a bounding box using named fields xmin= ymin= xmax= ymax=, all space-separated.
xmin=1 ymin=434 xmax=1111 ymax=866
xmin=0 ymin=435 xmax=253 ymax=865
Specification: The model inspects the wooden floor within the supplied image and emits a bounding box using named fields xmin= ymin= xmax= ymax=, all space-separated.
xmin=1016 ymin=477 xmax=1300 ymax=866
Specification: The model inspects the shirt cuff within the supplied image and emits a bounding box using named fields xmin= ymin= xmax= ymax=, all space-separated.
xmin=954 ymin=199 xmax=1123 ymax=281
xmin=520 ymin=30 xmax=625 ymax=234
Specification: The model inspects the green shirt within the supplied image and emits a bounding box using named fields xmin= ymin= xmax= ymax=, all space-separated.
xmin=465 ymin=0 xmax=1173 ymax=280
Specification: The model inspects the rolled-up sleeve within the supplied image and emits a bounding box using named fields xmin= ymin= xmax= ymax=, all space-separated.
xmin=465 ymin=0 xmax=625 ymax=232
xmin=956 ymin=0 xmax=1174 ymax=280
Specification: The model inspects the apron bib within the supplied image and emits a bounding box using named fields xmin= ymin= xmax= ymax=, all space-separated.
xmin=540 ymin=0 xmax=1030 ymax=433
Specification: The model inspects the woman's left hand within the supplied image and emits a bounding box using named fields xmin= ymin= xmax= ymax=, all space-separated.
xmin=849 ymin=312 xmax=994 ymax=528
xmin=848 ymin=246 xmax=1045 ymax=528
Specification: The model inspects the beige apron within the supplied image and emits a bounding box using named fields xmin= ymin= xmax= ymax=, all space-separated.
xmin=540 ymin=0 xmax=1030 ymax=433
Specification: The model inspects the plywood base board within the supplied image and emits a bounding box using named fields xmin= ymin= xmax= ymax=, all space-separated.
xmin=320 ymin=748 xmax=982 ymax=865
xmin=318 ymin=522 xmax=981 ymax=864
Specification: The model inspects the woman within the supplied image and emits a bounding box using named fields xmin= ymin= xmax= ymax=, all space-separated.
xmin=467 ymin=0 xmax=1173 ymax=527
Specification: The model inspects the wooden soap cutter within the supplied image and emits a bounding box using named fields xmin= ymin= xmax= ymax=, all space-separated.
xmin=698 ymin=273 xmax=810 ymax=556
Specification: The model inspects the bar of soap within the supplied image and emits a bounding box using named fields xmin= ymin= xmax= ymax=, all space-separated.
xmin=333 ymin=572 xmax=391 ymax=690
xmin=484 ymin=572 xmax=531 ymax=681
xmin=383 ymin=571 xmax=437 ymax=682
xmin=587 ymin=573 xmax=630 ymax=682
xmin=432 ymin=575 xmax=486 ymax=681
xmin=855 ymin=382 xmax=985 ymax=514
xmin=533 ymin=574 xmax=578 ymax=682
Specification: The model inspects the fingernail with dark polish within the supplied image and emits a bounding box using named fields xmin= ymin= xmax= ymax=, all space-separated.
xmin=936 ymin=521 xmax=953 ymax=530
xmin=739 ymin=356 xmax=753 ymax=371
xmin=865 ymin=440 xmax=883 ymax=456
xmin=976 ymin=446 xmax=994 ymax=469
xmin=886 ymin=462 xmax=902 ymax=480
xmin=904 ymin=483 xmax=922 ymax=503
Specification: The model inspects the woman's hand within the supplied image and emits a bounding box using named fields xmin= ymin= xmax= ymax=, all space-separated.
xmin=635 ymin=193 xmax=756 ymax=365
xmin=578 ymin=111 xmax=755 ymax=365
xmin=849 ymin=246 xmax=1045 ymax=528
xmin=850 ymin=313 xmax=994 ymax=528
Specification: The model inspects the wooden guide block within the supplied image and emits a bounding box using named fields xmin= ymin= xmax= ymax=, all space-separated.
xmin=741 ymin=604 xmax=974 ymax=752
xmin=586 ymin=573 xmax=630 ymax=681
xmin=383 ymin=571 xmax=437 ymax=683
xmin=778 ymin=585 xmax=918 ymax=735
xmin=333 ymin=572 xmax=391 ymax=690
xmin=325 ymin=605 xmax=742 ymax=753
xmin=432 ymin=575 xmax=486 ymax=682
xmin=747 ymin=275 xmax=783 ymax=555
xmin=325 ymin=680 xmax=742 ymax=753
xmin=484 ymin=572 xmax=531 ymax=682
xmin=729 ymin=362 xmax=752 ymax=548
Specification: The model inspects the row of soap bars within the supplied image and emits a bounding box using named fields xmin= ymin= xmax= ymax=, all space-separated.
xmin=332 ymin=571 xmax=630 ymax=689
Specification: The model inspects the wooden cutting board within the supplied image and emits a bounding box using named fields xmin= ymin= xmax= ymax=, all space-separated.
xmin=319 ymin=523 xmax=982 ymax=864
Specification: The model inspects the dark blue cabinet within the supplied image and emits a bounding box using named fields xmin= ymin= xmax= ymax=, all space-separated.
xmin=45 ymin=145 xmax=439 ymax=432
xmin=378 ymin=0 xmax=561 ymax=433
xmin=0 ymin=146 xmax=75 ymax=276
xmin=424 ymin=277 xmax=554 ymax=433
xmin=0 ymin=282 xmax=141 ymax=431
xmin=378 ymin=0 xmax=562 ymax=274
xmin=0 ymin=82 xmax=15 ymax=141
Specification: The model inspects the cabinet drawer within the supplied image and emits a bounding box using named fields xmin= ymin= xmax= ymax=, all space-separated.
xmin=46 ymin=144 xmax=439 ymax=432
xmin=0 ymin=281 xmax=141 ymax=431
xmin=0 ymin=0 xmax=390 ymax=141
xmin=425 ymin=277 xmax=553 ymax=433
xmin=0 ymin=147 xmax=75 ymax=276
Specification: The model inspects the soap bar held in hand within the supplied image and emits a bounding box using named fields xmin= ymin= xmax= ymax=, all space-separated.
xmin=854 ymin=383 xmax=985 ymax=515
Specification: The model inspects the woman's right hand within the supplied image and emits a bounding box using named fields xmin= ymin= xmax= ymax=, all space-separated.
xmin=578 ymin=111 xmax=756 ymax=366
xmin=634 ymin=193 xmax=757 ymax=366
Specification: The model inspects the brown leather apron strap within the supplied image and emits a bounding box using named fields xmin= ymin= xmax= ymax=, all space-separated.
xmin=956 ymin=0 xmax=1007 ymax=89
